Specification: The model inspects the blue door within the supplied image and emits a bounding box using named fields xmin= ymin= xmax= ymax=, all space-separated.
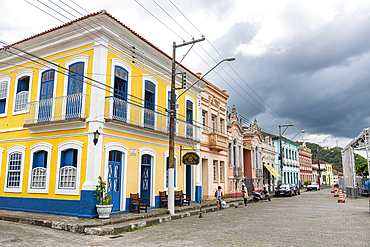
xmin=186 ymin=100 xmax=193 ymax=138
xmin=140 ymin=154 xmax=151 ymax=205
xmin=107 ymin=151 xmax=122 ymax=212
xmin=38 ymin=70 xmax=54 ymax=122
xmin=113 ymin=66 xmax=128 ymax=121
xmin=144 ymin=81 xmax=155 ymax=129
xmin=66 ymin=62 xmax=84 ymax=119
xmin=186 ymin=165 xmax=192 ymax=197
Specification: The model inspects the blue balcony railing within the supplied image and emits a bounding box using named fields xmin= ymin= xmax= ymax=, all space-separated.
xmin=24 ymin=93 xmax=88 ymax=125
xmin=105 ymin=96 xmax=200 ymax=141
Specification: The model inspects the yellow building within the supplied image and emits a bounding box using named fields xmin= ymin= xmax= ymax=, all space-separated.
xmin=0 ymin=11 xmax=205 ymax=217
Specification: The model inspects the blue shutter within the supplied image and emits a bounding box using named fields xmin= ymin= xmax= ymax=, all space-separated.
xmin=0 ymin=99 xmax=5 ymax=114
xmin=33 ymin=151 xmax=47 ymax=168
xmin=61 ymin=149 xmax=77 ymax=168
xmin=17 ymin=77 xmax=30 ymax=93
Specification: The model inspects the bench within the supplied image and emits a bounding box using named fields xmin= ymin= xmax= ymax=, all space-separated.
xmin=159 ymin=191 xmax=168 ymax=208
xmin=130 ymin=193 xmax=148 ymax=214
xmin=174 ymin=190 xmax=191 ymax=206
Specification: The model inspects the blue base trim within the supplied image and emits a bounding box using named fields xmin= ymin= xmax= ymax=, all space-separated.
xmin=0 ymin=190 xmax=98 ymax=218
xmin=195 ymin=186 xmax=202 ymax=202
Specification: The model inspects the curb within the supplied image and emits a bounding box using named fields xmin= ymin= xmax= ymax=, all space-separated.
xmin=84 ymin=201 xmax=243 ymax=235
xmin=0 ymin=199 xmax=246 ymax=235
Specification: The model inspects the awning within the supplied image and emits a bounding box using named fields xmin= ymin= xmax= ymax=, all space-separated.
xmin=264 ymin=164 xmax=281 ymax=177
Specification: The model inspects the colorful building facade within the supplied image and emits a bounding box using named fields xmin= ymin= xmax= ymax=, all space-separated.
xmin=0 ymin=11 xmax=205 ymax=217
xmin=299 ymin=142 xmax=312 ymax=183
xmin=199 ymin=80 xmax=229 ymax=200
xmin=273 ymin=137 xmax=300 ymax=184
xmin=242 ymin=119 xmax=263 ymax=192
xmin=226 ymin=106 xmax=244 ymax=197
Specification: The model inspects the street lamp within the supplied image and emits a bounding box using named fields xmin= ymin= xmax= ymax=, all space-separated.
xmin=177 ymin=57 xmax=235 ymax=100
xmin=291 ymin=130 xmax=305 ymax=141
xmin=168 ymin=41 xmax=235 ymax=215
xmin=279 ymin=124 xmax=293 ymax=184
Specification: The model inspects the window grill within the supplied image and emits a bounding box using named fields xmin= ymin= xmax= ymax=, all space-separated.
xmin=59 ymin=166 xmax=76 ymax=188
xmin=32 ymin=167 xmax=46 ymax=188
xmin=8 ymin=152 xmax=22 ymax=187
xmin=0 ymin=82 xmax=7 ymax=99
xmin=15 ymin=91 xmax=29 ymax=111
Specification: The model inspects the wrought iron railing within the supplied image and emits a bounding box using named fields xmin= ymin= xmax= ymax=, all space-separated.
xmin=234 ymin=166 xmax=244 ymax=178
xmin=105 ymin=96 xmax=200 ymax=141
xmin=24 ymin=93 xmax=88 ymax=125
xmin=256 ymin=168 xmax=263 ymax=177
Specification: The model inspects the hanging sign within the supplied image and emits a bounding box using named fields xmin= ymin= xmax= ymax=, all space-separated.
xmin=243 ymin=142 xmax=251 ymax=150
xmin=182 ymin=152 xmax=200 ymax=165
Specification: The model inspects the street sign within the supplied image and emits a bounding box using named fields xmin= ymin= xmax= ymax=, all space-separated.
xmin=182 ymin=152 xmax=199 ymax=165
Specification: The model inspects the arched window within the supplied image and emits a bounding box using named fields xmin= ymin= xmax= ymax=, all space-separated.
xmin=0 ymin=77 xmax=10 ymax=115
xmin=144 ymin=81 xmax=155 ymax=129
xmin=112 ymin=66 xmax=128 ymax=121
xmin=31 ymin=150 xmax=47 ymax=188
xmin=7 ymin=152 xmax=22 ymax=188
xmin=56 ymin=141 xmax=82 ymax=195
xmin=59 ymin=149 xmax=77 ymax=189
xmin=38 ymin=70 xmax=55 ymax=122
xmin=14 ymin=76 xmax=30 ymax=112
xmin=186 ymin=100 xmax=193 ymax=138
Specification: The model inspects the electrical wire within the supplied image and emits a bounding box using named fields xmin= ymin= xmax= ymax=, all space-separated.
xmin=166 ymin=0 xmax=302 ymax=135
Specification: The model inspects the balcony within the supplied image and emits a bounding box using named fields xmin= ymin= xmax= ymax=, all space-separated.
xmin=24 ymin=93 xmax=88 ymax=128
xmin=104 ymin=96 xmax=200 ymax=141
xmin=256 ymin=168 xmax=263 ymax=178
xmin=208 ymin=132 xmax=228 ymax=151
xmin=234 ymin=166 xmax=244 ymax=178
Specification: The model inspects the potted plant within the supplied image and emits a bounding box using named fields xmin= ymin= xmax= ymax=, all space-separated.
xmin=95 ymin=175 xmax=112 ymax=219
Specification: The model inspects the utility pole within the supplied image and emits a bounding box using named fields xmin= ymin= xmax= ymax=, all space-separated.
xmin=168 ymin=38 xmax=204 ymax=215
xmin=279 ymin=124 xmax=293 ymax=184
xmin=317 ymin=146 xmax=321 ymax=186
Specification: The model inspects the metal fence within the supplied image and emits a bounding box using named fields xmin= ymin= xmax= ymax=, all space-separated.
xmin=105 ymin=96 xmax=200 ymax=141
xmin=25 ymin=93 xmax=88 ymax=125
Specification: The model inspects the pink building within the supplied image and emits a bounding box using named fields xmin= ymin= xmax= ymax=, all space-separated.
xmin=199 ymin=79 xmax=229 ymax=200
xmin=226 ymin=106 xmax=244 ymax=197
xmin=242 ymin=119 xmax=263 ymax=193
xmin=299 ymin=142 xmax=312 ymax=183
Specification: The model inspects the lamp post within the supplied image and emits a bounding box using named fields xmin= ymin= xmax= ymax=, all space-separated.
xmin=168 ymin=38 xmax=235 ymax=215
xmin=279 ymin=124 xmax=293 ymax=184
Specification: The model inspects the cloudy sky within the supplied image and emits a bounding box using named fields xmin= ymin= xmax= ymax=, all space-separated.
xmin=1 ymin=0 xmax=370 ymax=149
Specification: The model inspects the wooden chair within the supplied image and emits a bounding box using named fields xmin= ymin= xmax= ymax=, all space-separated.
xmin=174 ymin=190 xmax=191 ymax=206
xmin=181 ymin=190 xmax=191 ymax=206
xmin=174 ymin=190 xmax=184 ymax=206
xmin=130 ymin=193 xmax=148 ymax=214
xmin=159 ymin=191 xmax=168 ymax=208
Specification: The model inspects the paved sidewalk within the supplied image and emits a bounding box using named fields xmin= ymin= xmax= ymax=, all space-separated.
xmin=0 ymin=196 xmax=247 ymax=235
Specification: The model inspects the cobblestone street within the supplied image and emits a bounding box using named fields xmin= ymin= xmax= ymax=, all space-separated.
xmin=1 ymin=189 xmax=370 ymax=246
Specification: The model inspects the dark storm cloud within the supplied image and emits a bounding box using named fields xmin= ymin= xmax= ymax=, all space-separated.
xmin=207 ymin=3 xmax=370 ymax=140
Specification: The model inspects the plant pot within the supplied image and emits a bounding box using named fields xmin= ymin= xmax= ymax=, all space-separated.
xmin=96 ymin=204 xmax=113 ymax=219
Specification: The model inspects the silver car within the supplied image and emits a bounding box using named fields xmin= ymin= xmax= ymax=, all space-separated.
xmin=307 ymin=182 xmax=320 ymax=191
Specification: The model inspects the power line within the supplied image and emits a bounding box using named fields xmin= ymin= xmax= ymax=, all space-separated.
xmin=166 ymin=0 xmax=302 ymax=135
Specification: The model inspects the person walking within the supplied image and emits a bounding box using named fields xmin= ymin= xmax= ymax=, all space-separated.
xmin=242 ymin=184 xmax=248 ymax=208
xmin=215 ymin=186 xmax=223 ymax=210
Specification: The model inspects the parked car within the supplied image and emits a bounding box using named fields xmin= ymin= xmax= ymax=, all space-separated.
xmin=275 ymin=184 xmax=295 ymax=197
xmin=290 ymin=183 xmax=300 ymax=195
xmin=307 ymin=182 xmax=320 ymax=191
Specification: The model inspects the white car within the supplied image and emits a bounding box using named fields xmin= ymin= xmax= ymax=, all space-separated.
xmin=307 ymin=182 xmax=320 ymax=191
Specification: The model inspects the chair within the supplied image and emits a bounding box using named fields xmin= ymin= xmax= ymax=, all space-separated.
xmin=174 ymin=190 xmax=191 ymax=206
xmin=159 ymin=191 xmax=168 ymax=208
xmin=130 ymin=193 xmax=148 ymax=214
xmin=181 ymin=190 xmax=191 ymax=206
